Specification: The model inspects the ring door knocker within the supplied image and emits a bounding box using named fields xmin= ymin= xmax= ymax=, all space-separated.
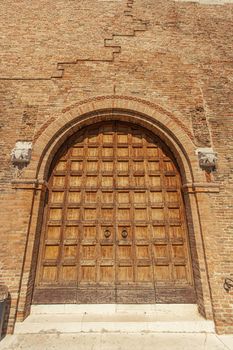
xmin=104 ymin=229 xmax=111 ymax=239
xmin=121 ymin=229 xmax=128 ymax=239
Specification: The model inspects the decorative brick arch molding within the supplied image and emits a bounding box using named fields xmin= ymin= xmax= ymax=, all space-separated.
xmin=27 ymin=96 xmax=200 ymax=183
xmin=14 ymin=96 xmax=219 ymax=330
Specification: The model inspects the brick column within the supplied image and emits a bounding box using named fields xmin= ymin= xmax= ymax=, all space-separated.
xmin=183 ymin=182 xmax=220 ymax=324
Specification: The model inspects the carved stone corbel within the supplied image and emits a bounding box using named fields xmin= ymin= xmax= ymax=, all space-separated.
xmin=11 ymin=141 xmax=32 ymax=169
xmin=196 ymin=148 xmax=217 ymax=173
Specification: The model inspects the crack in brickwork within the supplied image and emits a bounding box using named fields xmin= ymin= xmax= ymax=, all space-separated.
xmin=51 ymin=0 xmax=149 ymax=79
xmin=0 ymin=1 xmax=149 ymax=81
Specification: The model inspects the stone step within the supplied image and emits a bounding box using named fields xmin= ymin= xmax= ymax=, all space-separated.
xmin=14 ymin=304 xmax=215 ymax=334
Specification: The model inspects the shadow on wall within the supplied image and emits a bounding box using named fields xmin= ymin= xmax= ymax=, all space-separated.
xmin=1 ymin=292 xmax=11 ymax=340
xmin=182 ymin=193 xmax=206 ymax=318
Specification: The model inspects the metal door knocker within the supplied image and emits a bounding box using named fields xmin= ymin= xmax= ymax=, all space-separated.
xmin=104 ymin=229 xmax=111 ymax=238
xmin=121 ymin=229 xmax=128 ymax=239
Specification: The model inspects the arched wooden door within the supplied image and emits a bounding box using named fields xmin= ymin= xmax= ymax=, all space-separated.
xmin=33 ymin=121 xmax=196 ymax=304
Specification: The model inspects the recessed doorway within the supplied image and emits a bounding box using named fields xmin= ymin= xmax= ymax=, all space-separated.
xmin=33 ymin=121 xmax=195 ymax=304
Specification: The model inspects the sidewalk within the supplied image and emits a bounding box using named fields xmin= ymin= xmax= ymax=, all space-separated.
xmin=0 ymin=333 xmax=233 ymax=350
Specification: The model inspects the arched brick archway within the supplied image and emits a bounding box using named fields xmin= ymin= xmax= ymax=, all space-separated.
xmin=15 ymin=97 xmax=215 ymax=325
xmin=24 ymin=96 xmax=202 ymax=184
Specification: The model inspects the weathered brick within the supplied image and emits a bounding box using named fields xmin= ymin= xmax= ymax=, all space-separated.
xmin=0 ymin=0 xmax=233 ymax=335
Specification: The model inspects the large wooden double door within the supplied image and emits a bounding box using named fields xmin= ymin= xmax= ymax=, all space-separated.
xmin=33 ymin=121 xmax=195 ymax=304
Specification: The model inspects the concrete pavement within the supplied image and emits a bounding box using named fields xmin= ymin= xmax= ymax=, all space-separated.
xmin=1 ymin=305 xmax=232 ymax=349
xmin=0 ymin=332 xmax=233 ymax=350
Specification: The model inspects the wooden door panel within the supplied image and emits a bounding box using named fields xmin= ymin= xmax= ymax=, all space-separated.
xmin=82 ymin=226 xmax=97 ymax=240
xmin=34 ymin=121 xmax=195 ymax=304
xmin=134 ymin=208 xmax=148 ymax=221
xmin=154 ymin=265 xmax=171 ymax=281
xmin=71 ymin=147 xmax=84 ymax=157
xmin=50 ymin=191 xmax=64 ymax=204
xmin=117 ymin=266 xmax=134 ymax=282
xmin=117 ymin=132 xmax=128 ymax=144
xmin=100 ymin=192 xmax=113 ymax=204
xmin=44 ymin=245 xmax=59 ymax=260
xmin=133 ymin=191 xmax=146 ymax=204
xmin=117 ymin=147 xmax=129 ymax=158
xmin=149 ymin=175 xmax=161 ymax=187
xmin=84 ymin=191 xmax=98 ymax=203
xmin=67 ymin=191 xmax=82 ymax=204
xmin=117 ymin=161 xmax=129 ymax=172
xmin=85 ymin=175 xmax=98 ymax=188
xmin=48 ymin=208 xmax=62 ymax=220
xmin=102 ymin=161 xmax=114 ymax=172
xmin=135 ymin=226 xmax=149 ymax=240
xmin=42 ymin=266 xmax=57 ymax=283
xmin=172 ymin=244 xmax=186 ymax=259
xmin=100 ymin=266 xmax=115 ymax=283
xmin=136 ymin=266 xmax=153 ymax=282
xmin=66 ymin=208 xmax=81 ymax=220
xmin=151 ymin=207 xmax=164 ymax=221
xmin=82 ymin=245 xmax=96 ymax=259
xmin=152 ymin=225 xmax=166 ymax=240
xmin=102 ymin=147 xmax=114 ymax=157
xmin=101 ymin=245 xmax=114 ymax=259
xmin=118 ymin=246 xmax=132 ymax=259
xmin=61 ymin=266 xmax=77 ymax=283
xmin=81 ymin=266 xmax=96 ymax=282
xmin=117 ymin=192 xmax=130 ymax=204
xmin=63 ymin=245 xmax=77 ymax=259
xmin=84 ymin=208 xmax=97 ymax=220
xmin=47 ymin=226 xmax=61 ymax=240
xmin=52 ymin=176 xmax=66 ymax=187
xmin=136 ymin=245 xmax=150 ymax=259
xmin=86 ymin=160 xmax=98 ymax=172
xmin=101 ymin=207 xmax=114 ymax=220
xmin=55 ymin=160 xmax=67 ymax=171
xmin=148 ymin=160 xmax=160 ymax=171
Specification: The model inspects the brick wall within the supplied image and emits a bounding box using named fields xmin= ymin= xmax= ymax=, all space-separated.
xmin=0 ymin=0 xmax=232 ymax=334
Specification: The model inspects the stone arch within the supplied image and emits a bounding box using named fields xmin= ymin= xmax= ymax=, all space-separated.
xmin=16 ymin=97 xmax=213 ymax=323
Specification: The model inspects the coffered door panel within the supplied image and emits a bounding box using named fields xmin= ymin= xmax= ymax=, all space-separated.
xmin=33 ymin=121 xmax=195 ymax=304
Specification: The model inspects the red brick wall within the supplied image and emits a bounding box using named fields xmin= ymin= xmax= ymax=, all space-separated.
xmin=0 ymin=0 xmax=233 ymax=334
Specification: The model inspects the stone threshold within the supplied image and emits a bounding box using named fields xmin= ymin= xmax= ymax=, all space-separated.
xmin=14 ymin=304 xmax=215 ymax=334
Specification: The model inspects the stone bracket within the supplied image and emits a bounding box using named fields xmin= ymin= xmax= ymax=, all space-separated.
xmin=11 ymin=141 xmax=32 ymax=169
xmin=196 ymin=148 xmax=217 ymax=173
xmin=224 ymin=278 xmax=233 ymax=293
xmin=0 ymin=285 xmax=8 ymax=302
